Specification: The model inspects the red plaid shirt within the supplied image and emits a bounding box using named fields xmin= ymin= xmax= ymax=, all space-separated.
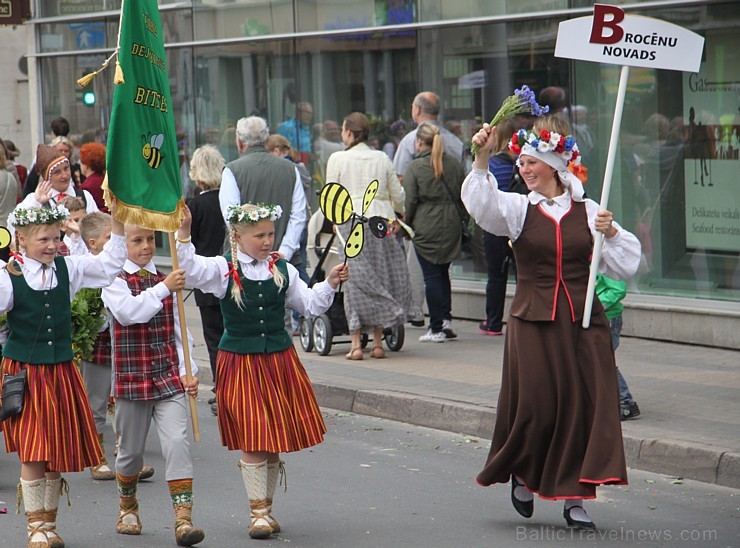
xmin=90 ymin=328 xmax=112 ymax=367
xmin=111 ymin=271 xmax=183 ymax=400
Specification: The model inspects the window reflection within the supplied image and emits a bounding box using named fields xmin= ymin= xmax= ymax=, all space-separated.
xmin=35 ymin=3 xmax=739 ymax=299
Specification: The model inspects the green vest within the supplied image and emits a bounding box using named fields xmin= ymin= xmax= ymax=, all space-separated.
xmin=219 ymin=256 xmax=292 ymax=354
xmin=226 ymin=147 xmax=296 ymax=250
xmin=4 ymin=257 xmax=74 ymax=364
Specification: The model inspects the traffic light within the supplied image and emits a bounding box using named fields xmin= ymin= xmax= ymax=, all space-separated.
xmin=82 ymin=91 xmax=96 ymax=106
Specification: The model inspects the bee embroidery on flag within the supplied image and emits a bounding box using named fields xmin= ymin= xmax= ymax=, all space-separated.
xmin=319 ymin=179 xmax=389 ymax=259
xmin=141 ymin=132 xmax=165 ymax=169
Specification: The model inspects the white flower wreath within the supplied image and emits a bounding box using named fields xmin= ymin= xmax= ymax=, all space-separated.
xmin=8 ymin=205 xmax=70 ymax=228
xmin=226 ymin=203 xmax=283 ymax=225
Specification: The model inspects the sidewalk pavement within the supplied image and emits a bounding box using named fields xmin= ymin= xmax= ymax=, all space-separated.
xmin=181 ymin=296 xmax=740 ymax=490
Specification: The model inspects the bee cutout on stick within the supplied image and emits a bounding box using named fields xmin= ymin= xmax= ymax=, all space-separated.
xmin=319 ymin=180 xmax=389 ymax=262
xmin=0 ymin=227 xmax=10 ymax=250
xmin=141 ymin=132 xmax=165 ymax=169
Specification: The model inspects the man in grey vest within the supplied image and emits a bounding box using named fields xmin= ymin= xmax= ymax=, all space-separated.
xmin=219 ymin=116 xmax=307 ymax=262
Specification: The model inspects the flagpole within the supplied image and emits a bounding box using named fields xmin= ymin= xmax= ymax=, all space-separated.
xmin=168 ymin=232 xmax=201 ymax=442
xmin=582 ymin=64 xmax=630 ymax=328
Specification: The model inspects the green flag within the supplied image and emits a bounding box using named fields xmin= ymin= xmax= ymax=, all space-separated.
xmin=104 ymin=0 xmax=183 ymax=231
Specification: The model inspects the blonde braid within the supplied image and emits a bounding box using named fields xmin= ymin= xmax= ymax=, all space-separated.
xmin=270 ymin=254 xmax=286 ymax=291
xmin=229 ymin=227 xmax=245 ymax=309
xmin=6 ymin=232 xmax=23 ymax=276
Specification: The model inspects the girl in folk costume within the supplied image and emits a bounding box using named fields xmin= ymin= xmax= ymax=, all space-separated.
xmin=1 ymin=204 xmax=126 ymax=548
xmin=176 ymin=203 xmax=349 ymax=539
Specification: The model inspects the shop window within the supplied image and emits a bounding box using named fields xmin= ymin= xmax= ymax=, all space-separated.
xmin=193 ymin=0 xmax=294 ymax=41
xmin=296 ymin=0 xmax=415 ymax=33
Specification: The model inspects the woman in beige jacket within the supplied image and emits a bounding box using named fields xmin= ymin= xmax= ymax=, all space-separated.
xmin=325 ymin=112 xmax=412 ymax=360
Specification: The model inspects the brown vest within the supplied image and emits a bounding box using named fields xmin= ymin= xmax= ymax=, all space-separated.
xmin=509 ymin=201 xmax=603 ymax=322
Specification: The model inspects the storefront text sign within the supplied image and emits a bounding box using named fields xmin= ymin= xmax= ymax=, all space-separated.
xmin=0 ymin=0 xmax=31 ymax=25
xmin=555 ymin=4 xmax=704 ymax=72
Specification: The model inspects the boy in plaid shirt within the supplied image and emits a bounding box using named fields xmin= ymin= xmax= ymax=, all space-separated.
xmin=102 ymin=224 xmax=204 ymax=546
xmin=76 ymin=212 xmax=155 ymax=482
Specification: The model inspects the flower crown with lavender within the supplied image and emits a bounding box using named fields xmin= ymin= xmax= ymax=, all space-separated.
xmin=509 ymin=129 xmax=581 ymax=166
xmin=226 ymin=203 xmax=283 ymax=225
xmin=8 ymin=205 xmax=70 ymax=228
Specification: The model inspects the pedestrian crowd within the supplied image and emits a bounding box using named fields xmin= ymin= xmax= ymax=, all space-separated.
xmin=1 ymin=88 xmax=643 ymax=546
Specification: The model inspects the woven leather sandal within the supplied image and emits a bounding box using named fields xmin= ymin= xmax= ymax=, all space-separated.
xmin=116 ymin=502 xmax=142 ymax=535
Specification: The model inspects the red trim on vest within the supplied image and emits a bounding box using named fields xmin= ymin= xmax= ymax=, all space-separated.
xmin=537 ymin=200 xmax=577 ymax=322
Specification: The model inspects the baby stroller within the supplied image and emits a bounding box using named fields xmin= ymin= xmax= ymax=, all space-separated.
xmin=299 ymin=210 xmax=404 ymax=356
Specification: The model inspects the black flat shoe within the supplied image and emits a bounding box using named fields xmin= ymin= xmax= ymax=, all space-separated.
xmin=563 ymin=506 xmax=596 ymax=530
xmin=510 ymin=475 xmax=534 ymax=518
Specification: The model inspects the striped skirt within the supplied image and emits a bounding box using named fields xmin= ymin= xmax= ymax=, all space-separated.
xmin=216 ymin=347 xmax=326 ymax=453
xmin=1 ymin=358 xmax=102 ymax=472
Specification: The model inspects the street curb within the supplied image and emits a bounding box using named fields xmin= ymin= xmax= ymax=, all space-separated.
xmin=313 ymin=383 xmax=739 ymax=490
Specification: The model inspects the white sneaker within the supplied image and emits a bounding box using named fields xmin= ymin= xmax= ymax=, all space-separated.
xmin=419 ymin=329 xmax=446 ymax=343
xmin=442 ymin=320 xmax=458 ymax=339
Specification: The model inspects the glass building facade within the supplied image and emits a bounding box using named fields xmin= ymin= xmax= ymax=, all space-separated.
xmin=29 ymin=0 xmax=739 ymax=306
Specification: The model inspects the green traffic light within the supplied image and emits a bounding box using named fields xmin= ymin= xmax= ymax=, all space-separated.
xmin=83 ymin=91 xmax=96 ymax=105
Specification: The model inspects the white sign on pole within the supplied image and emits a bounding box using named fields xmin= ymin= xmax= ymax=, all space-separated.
xmin=554 ymin=4 xmax=705 ymax=328
xmin=555 ymin=4 xmax=704 ymax=72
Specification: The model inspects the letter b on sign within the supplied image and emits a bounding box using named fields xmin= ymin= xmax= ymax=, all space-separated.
xmin=590 ymin=4 xmax=625 ymax=45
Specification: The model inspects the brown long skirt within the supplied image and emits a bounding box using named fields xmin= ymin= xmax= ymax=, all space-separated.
xmin=216 ymin=347 xmax=326 ymax=453
xmin=476 ymin=291 xmax=627 ymax=499
xmin=2 ymin=358 xmax=102 ymax=472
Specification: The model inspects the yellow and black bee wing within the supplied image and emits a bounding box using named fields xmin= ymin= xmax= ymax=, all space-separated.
xmin=0 ymin=227 xmax=10 ymax=249
xmin=319 ymin=183 xmax=354 ymax=225
xmin=362 ymin=179 xmax=379 ymax=215
xmin=344 ymin=222 xmax=365 ymax=258
xmin=152 ymin=134 xmax=164 ymax=149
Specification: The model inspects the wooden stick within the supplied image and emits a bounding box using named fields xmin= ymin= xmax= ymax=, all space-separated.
xmin=168 ymin=232 xmax=200 ymax=442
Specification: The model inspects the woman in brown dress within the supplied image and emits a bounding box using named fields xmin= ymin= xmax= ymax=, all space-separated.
xmin=462 ymin=123 xmax=641 ymax=530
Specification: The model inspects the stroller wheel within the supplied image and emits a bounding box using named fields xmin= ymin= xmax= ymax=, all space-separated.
xmin=299 ymin=317 xmax=314 ymax=352
xmin=313 ymin=314 xmax=334 ymax=356
xmin=384 ymin=325 xmax=405 ymax=352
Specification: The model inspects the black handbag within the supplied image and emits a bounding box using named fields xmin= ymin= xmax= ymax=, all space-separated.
xmin=0 ymin=368 xmax=26 ymax=421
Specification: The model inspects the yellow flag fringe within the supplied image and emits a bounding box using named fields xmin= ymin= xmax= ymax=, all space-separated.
xmin=103 ymin=174 xmax=185 ymax=233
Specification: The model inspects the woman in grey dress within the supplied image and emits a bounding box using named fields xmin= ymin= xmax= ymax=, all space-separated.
xmin=325 ymin=112 xmax=412 ymax=360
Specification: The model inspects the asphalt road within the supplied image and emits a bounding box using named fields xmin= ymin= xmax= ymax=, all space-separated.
xmin=0 ymin=401 xmax=737 ymax=547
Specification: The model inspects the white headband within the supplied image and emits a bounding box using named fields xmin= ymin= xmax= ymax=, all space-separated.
xmin=517 ymin=143 xmax=586 ymax=201
xmin=517 ymin=143 xmax=567 ymax=172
